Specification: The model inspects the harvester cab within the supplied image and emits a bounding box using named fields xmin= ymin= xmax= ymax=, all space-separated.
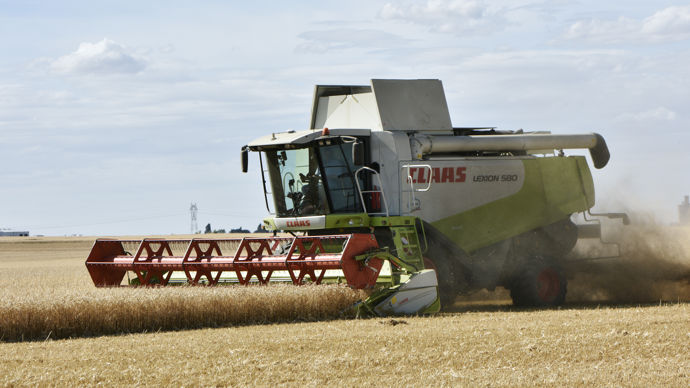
xmin=87 ymin=79 xmax=627 ymax=315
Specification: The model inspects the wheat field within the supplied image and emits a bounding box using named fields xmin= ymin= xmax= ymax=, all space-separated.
xmin=1 ymin=303 xmax=688 ymax=386
xmin=1 ymin=227 xmax=689 ymax=386
xmin=0 ymin=235 xmax=364 ymax=342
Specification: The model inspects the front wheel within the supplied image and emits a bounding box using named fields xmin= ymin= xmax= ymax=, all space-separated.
xmin=420 ymin=222 xmax=471 ymax=311
xmin=424 ymin=255 xmax=460 ymax=309
xmin=509 ymin=258 xmax=567 ymax=307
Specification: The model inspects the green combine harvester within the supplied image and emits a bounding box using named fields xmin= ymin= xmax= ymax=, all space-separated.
xmin=86 ymin=79 xmax=626 ymax=315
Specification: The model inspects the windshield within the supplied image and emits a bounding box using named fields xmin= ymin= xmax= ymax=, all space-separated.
xmin=264 ymin=141 xmax=363 ymax=217
xmin=265 ymin=148 xmax=328 ymax=216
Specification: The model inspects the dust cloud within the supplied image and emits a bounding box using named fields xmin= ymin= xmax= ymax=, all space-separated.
xmin=567 ymin=216 xmax=690 ymax=303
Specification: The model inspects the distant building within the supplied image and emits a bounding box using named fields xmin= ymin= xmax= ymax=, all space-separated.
xmin=0 ymin=229 xmax=29 ymax=236
xmin=680 ymin=195 xmax=690 ymax=225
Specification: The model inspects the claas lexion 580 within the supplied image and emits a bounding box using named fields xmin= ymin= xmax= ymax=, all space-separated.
xmin=86 ymin=79 xmax=628 ymax=315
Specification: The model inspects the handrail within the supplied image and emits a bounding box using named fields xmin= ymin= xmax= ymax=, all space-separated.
xmin=400 ymin=164 xmax=433 ymax=213
xmin=354 ymin=166 xmax=389 ymax=217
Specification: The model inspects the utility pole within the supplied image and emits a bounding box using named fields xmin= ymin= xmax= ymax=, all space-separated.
xmin=190 ymin=203 xmax=198 ymax=233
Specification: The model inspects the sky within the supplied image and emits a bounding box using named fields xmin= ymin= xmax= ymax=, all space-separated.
xmin=1 ymin=0 xmax=689 ymax=236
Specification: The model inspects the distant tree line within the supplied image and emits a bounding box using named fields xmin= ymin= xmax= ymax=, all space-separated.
xmin=202 ymin=223 xmax=268 ymax=234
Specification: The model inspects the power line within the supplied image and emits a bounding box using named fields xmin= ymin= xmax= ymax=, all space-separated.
xmin=13 ymin=208 xmax=264 ymax=232
xmin=20 ymin=214 xmax=183 ymax=230
xmin=197 ymin=211 xmax=265 ymax=219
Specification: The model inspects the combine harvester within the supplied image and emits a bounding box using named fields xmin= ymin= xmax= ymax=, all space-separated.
xmin=86 ymin=79 xmax=627 ymax=315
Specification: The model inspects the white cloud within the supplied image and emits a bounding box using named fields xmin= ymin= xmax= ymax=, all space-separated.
xmin=295 ymin=28 xmax=407 ymax=53
xmin=380 ymin=0 xmax=498 ymax=34
xmin=564 ymin=17 xmax=638 ymax=43
xmin=642 ymin=6 xmax=690 ymax=37
xmin=50 ymin=39 xmax=146 ymax=75
xmin=615 ymin=107 xmax=678 ymax=123
xmin=564 ymin=6 xmax=690 ymax=44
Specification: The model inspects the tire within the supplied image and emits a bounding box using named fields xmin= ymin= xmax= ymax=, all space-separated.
xmin=423 ymin=255 xmax=459 ymax=309
xmin=509 ymin=257 xmax=567 ymax=307
xmin=421 ymin=222 xmax=471 ymax=310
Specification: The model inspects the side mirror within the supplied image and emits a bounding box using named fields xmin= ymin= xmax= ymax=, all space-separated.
xmin=241 ymin=147 xmax=249 ymax=173
xmin=352 ymin=141 xmax=365 ymax=166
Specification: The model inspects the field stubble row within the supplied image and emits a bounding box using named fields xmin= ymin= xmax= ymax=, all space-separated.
xmin=1 ymin=304 xmax=688 ymax=386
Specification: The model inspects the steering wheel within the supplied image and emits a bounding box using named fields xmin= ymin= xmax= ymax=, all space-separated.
xmin=299 ymin=172 xmax=321 ymax=185
xmin=282 ymin=172 xmax=304 ymax=195
xmin=282 ymin=172 xmax=295 ymax=194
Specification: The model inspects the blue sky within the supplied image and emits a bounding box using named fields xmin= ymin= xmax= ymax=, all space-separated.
xmin=1 ymin=1 xmax=689 ymax=235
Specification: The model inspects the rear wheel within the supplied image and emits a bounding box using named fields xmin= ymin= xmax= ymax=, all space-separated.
xmin=510 ymin=258 xmax=567 ymax=307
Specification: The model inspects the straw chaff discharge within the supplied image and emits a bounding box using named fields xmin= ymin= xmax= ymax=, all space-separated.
xmin=568 ymin=219 xmax=690 ymax=303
